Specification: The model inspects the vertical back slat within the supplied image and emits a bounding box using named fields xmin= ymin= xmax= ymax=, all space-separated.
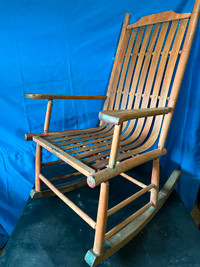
xmin=121 ymin=24 xmax=162 ymax=138
xmin=132 ymin=23 xmax=160 ymax=110
xmin=141 ymin=22 xmax=169 ymax=108
xmin=123 ymin=22 xmax=169 ymax=142
xmin=114 ymin=29 xmax=138 ymax=110
xmin=158 ymin=18 xmax=189 ymax=107
xmin=149 ymin=20 xmax=179 ymax=105
xmin=129 ymin=19 xmax=189 ymax=151
xmin=120 ymin=27 xmax=145 ymax=110
xmin=103 ymin=14 xmax=131 ymax=112
xmin=121 ymin=25 xmax=157 ymax=136
xmin=126 ymin=25 xmax=153 ymax=110
xmin=107 ymin=29 xmax=132 ymax=110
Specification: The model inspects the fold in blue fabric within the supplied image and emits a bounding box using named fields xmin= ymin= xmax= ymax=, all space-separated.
xmin=0 ymin=0 xmax=199 ymax=236
xmin=0 ymin=225 xmax=8 ymax=249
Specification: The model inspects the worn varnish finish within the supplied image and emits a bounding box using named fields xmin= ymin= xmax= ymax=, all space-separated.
xmin=25 ymin=1 xmax=199 ymax=266
xmin=25 ymin=94 xmax=107 ymax=100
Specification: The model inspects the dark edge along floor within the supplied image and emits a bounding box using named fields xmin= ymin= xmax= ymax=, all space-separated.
xmin=1 ymin=162 xmax=200 ymax=267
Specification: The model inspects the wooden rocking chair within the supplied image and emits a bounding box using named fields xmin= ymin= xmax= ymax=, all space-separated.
xmin=25 ymin=1 xmax=199 ymax=266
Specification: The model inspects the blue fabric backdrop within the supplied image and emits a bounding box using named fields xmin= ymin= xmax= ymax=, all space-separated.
xmin=0 ymin=0 xmax=199 ymax=238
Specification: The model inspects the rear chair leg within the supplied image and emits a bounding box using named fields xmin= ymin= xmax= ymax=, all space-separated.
xmin=35 ymin=144 xmax=42 ymax=191
xmin=150 ymin=158 xmax=159 ymax=207
xmin=93 ymin=182 xmax=109 ymax=255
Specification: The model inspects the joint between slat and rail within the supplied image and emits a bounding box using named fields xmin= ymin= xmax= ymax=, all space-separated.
xmin=120 ymin=92 xmax=170 ymax=101
xmin=125 ymin=49 xmax=182 ymax=58
xmin=33 ymin=136 xmax=95 ymax=177
xmin=38 ymin=174 xmax=96 ymax=229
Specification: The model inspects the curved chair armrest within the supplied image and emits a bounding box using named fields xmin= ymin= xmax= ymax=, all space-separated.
xmin=99 ymin=107 xmax=171 ymax=125
xmin=25 ymin=94 xmax=107 ymax=100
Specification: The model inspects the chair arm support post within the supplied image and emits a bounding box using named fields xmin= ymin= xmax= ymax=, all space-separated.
xmin=108 ymin=124 xmax=123 ymax=168
xmin=35 ymin=144 xmax=42 ymax=191
xmin=44 ymin=99 xmax=53 ymax=133
xmin=150 ymin=158 xmax=160 ymax=207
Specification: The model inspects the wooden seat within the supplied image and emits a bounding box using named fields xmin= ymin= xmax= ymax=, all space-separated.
xmin=33 ymin=108 xmax=169 ymax=172
xmin=25 ymin=1 xmax=199 ymax=266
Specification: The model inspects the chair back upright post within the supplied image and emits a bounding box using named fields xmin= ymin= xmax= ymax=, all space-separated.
xmin=159 ymin=0 xmax=200 ymax=148
xmin=101 ymin=13 xmax=131 ymax=114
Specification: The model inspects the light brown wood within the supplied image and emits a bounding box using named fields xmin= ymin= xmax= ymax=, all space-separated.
xmin=150 ymin=158 xmax=159 ymax=206
xmin=159 ymin=0 xmax=200 ymax=148
xmin=35 ymin=144 xmax=42 ymax=191
xmin=130 ymin=23 xmax=160 ymax=111
xmin=105 ymin=202 xmax=153 ymax=240
xmin=33 ymin=136 xmax=95 ymax=176
xmin=113 ymin=28 xmax=137 ymax=110
xmin=100 ymin=107 xmax=171 ymax=125
xmin=44 ymin=99 xmax=53 ymax=133
xmin=49 ymin=171 xmax=80 ymax=182
xmin=127 ymin=11 xmax=191 ymax=29
xmin=109 ymin=124 xmax=122 ymax=168
xmin=25 ymin=126 xmax=104 ymax=141
xmin=30 ymin=177 xmax=87 ymax=198
xmin=127 ymin=49 xmax=182 ymax=57
xmin=87 ymin=149 xmax=167 ymax=188
xmin=25 ymin=2 xmax=199 ymax=266
xmin=121 ymin=22 xmax=169 ymax=143
xmin=120 ymin=26 xmax=145 ymax=110
xmin=85 ymin=170 xmax=182 ymax=266
xmin=85 ymin=16 xmax=189 ymax=167
xmin=120 ymin=173 xmax=148 ymax=188
xmin=93 ymin=182 xmax=109 ymax=255
xmin=104 ymin=13 xmax=131 ymax=112
xmin=42 ymin=159 xmax=64 ymax=166
xmin=126 ymin=25 xmax=153 ymax=111
xmin=25 ymin=94 xmax=107 ymax=100
xmin=73 ymin=21 xmax=173 ymax=165
xmin=39 ymin=173 xmax=96 ymax=229
xmin=107 ymin=184 xmax=155 ymax=217
xmin=116 ymin=20 xmax=177 ymax=149
xmin=109 ymin=19 xmax=180 ymax=160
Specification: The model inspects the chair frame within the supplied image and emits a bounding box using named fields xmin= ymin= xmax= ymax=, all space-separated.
xmin=25 ymin=1 xmax=199 ymax=266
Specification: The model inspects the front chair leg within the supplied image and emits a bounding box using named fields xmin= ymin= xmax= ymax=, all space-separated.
xmin=93 ymin=181 xmax=109 ymax=255
xmin=150 ymin=158 xmax=159 ymax=207
xmin=35 ymin=143 xmax=42 ymax=191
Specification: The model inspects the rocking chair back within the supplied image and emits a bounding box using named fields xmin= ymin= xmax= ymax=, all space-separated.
xmin=103 ymin=5 xmax=198 ymax=153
